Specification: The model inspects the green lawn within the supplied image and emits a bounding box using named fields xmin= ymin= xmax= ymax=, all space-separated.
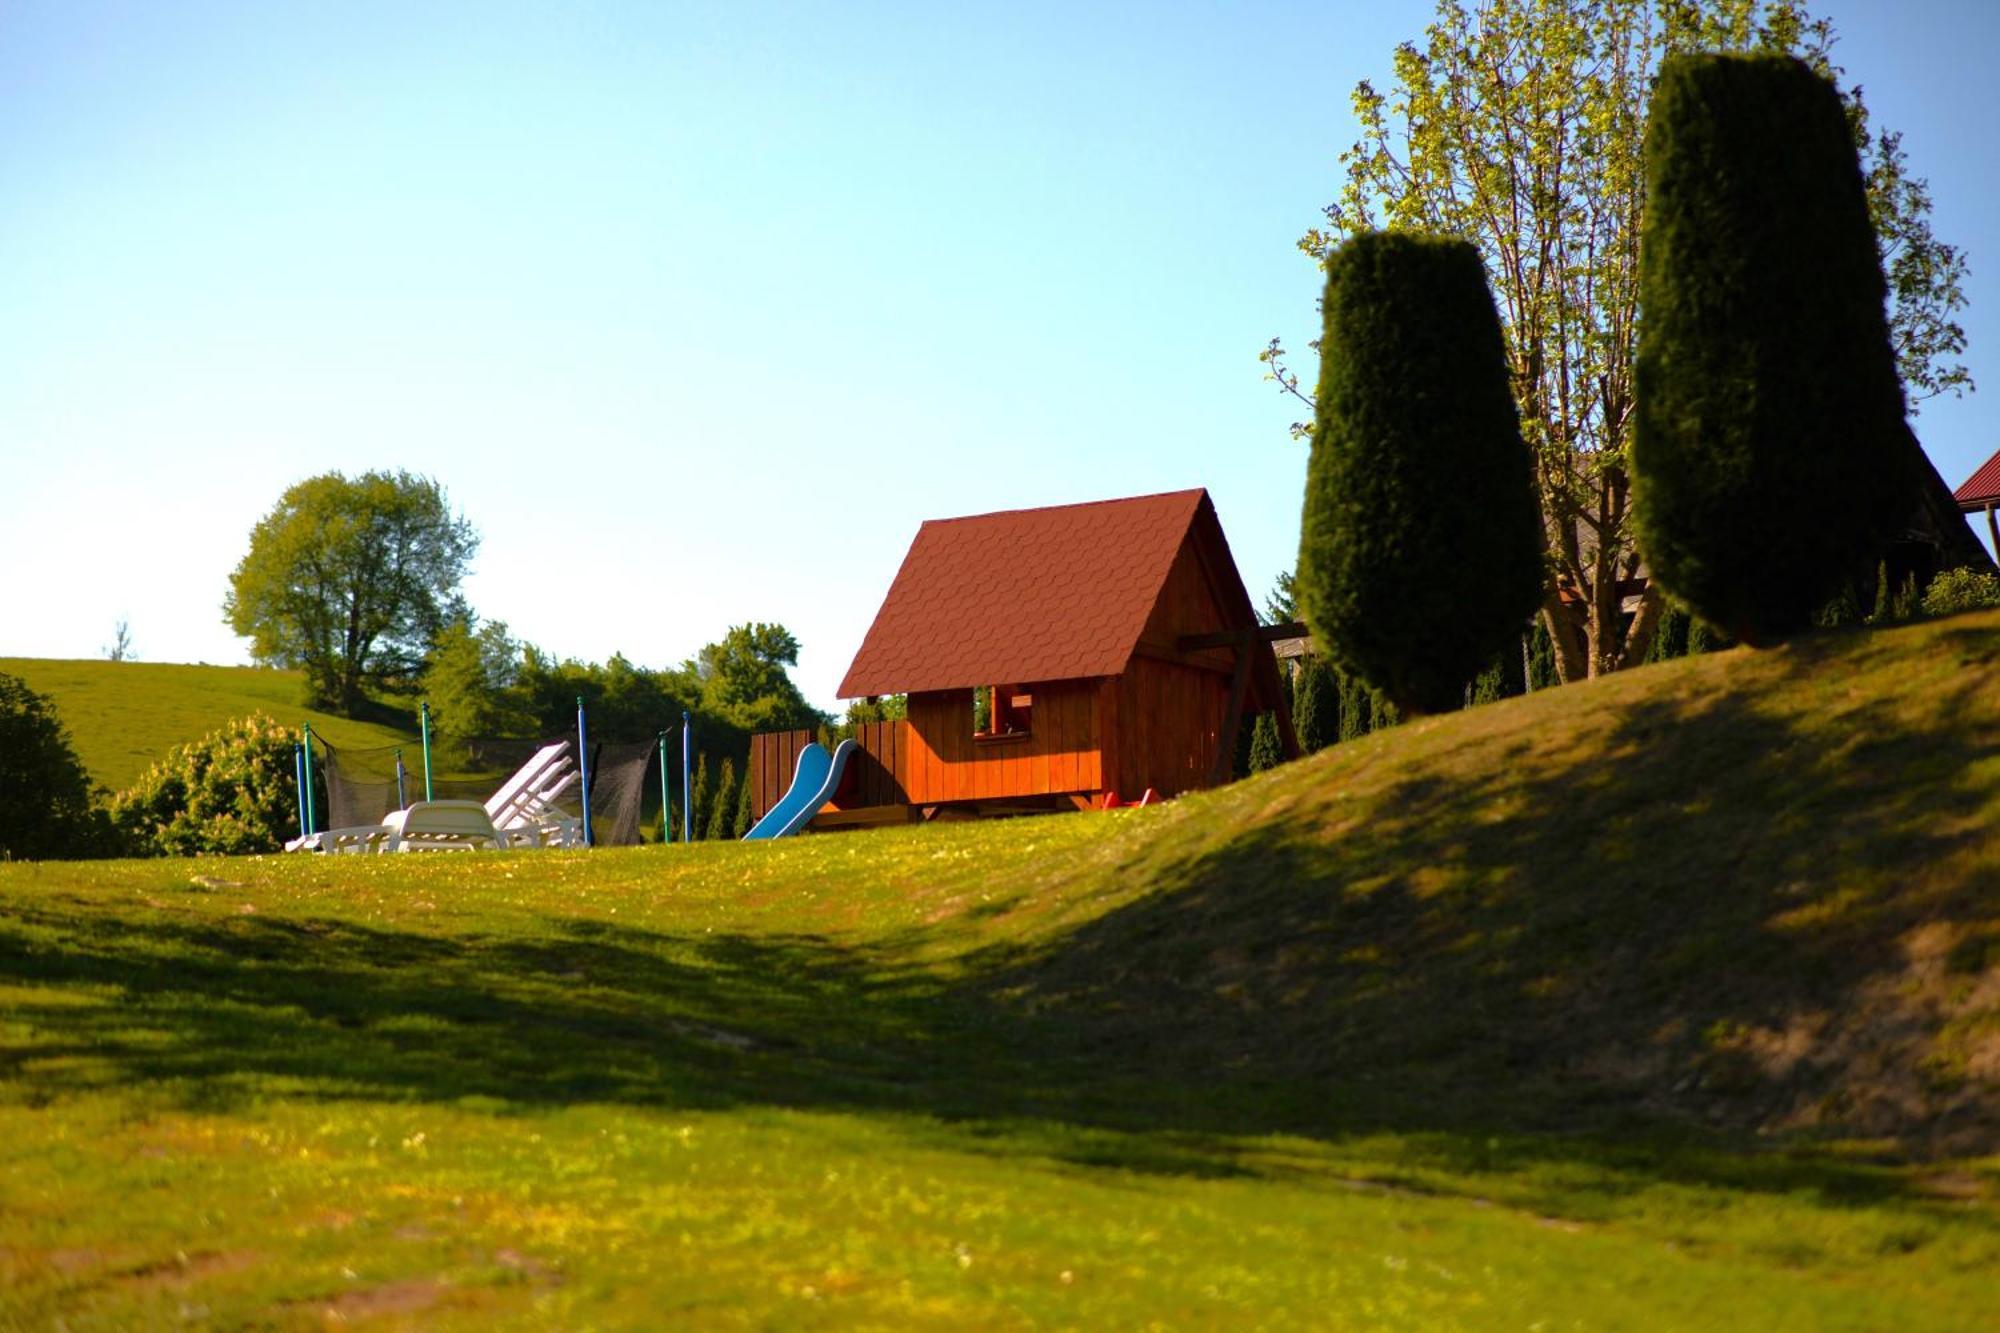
xmin=3 ymin=614 xmax=1997 ymax=1327
xmin=0 ymin=658 xmax=418 ymax=795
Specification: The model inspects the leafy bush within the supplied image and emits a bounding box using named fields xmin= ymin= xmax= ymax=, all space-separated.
xmin=1299 ymin=231 xmax=1544 ymax=714
xmin=1632 ymin=54 xmax=1909 ymax=644
xmin=0 ymin=672 xmax=113 ymax=860
xmin=1921 ymin=567 xmax=2000 ymax=618
xmin=111 ymin=714 xmax=301 ymax=856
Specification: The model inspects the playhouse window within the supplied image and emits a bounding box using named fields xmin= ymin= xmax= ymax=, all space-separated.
xmin=975 ymin=684 xmax=1033 ymax=739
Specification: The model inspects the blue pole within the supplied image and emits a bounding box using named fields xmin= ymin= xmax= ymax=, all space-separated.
xmin=668 ymin=728 xmax=684 ymax=840
xmin=301 ymin=724 xmax=317 ymax=836
xmin=681 ymin=711 xmax=692 ymax=846
xmin=293 ymin=742 xmax=306 ymax=839
xmin=419 ymin=701 xmax=434 ymax=801
xmin=576 ymin=696 xmax=594 ymax=848
xmin=395 ymin=749 xmax=408 ymax=810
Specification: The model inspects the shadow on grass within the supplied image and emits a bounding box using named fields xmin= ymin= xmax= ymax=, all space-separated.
xmin=3 ymin=623 xmax=1997 ymax=1208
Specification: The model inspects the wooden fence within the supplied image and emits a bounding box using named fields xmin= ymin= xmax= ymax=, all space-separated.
xmin=749 ymin=722 xmax=911 ymax=820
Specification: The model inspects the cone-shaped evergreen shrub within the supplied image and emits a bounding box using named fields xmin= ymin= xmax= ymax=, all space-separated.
xmin=1246 ymin=713 xmax=1284 ymax=773
xmin=1292 ymin=658 xmax=1338 ymax=754
xmin=1298 ymin=232 xmax=1544 ymax=715
xmin=732 ymin=764 xmax=755 ymax=838
xmin=1633 ymin=54 xmax=1910 ymax=643
xmin=706 ymin=759 xmax=738 ymax=842
xmin=689 ymin=755 xmax=711 ymax=841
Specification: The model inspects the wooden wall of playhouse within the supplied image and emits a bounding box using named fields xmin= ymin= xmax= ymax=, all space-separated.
xmin=749 ymin=678 xmax=1110 ymax=820
xmin=747 ymin=659 xmax=1235 ymax=824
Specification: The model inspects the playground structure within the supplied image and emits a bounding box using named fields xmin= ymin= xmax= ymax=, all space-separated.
xmin=750 ymin=489 xmax=1300 ymax=832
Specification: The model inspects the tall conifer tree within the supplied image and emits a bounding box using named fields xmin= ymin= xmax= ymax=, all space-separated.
xmin=1633 ymin=54 xmax=1909 ymax=641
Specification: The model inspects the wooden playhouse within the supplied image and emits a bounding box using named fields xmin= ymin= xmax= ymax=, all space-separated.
xmin=749 ymin=488 xmax=1301 ymax=828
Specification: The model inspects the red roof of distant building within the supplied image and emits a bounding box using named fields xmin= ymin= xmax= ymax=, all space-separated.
xmin=1955 ymin=446 xmax=2000 ymax=509
xmin=839 ymin=489 xmax=1222 ymax=698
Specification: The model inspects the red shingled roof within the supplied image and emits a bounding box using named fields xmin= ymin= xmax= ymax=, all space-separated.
xmin=1955 ymin=446 xmax=2000 ymax=509
xmin=839 ymin=489 xmax=1220 ymax=698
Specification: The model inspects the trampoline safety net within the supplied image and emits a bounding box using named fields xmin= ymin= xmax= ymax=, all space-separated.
xmin=316 ymin=736 xmax=661 ymax=846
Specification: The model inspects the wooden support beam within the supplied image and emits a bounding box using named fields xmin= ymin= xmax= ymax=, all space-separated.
xmin=1177 ymin=622 xmax=1308 ymax=652
xmin=1209 ymin=640 xmax=1254 ymax=787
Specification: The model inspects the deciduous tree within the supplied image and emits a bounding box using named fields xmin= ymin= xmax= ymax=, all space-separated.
xmin=424 ymin=616 xmax=531 ymax=746
xmin=225 ymin=471 xmax=477 ymax=714
xmin=692 ymin=623 xmax=824 ymax=733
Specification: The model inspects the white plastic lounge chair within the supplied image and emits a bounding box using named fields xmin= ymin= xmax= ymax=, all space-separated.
xmin=380 ymin=800 xmax=505 ymax=852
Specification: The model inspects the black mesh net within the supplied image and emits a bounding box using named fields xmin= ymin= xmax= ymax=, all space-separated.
xmin=314 ymin=735 xmax=662 ymax=847
xmin=581 ymin=740 xmax=656 ymax=847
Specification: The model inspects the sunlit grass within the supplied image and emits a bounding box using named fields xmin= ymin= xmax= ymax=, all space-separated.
xmin=3 ymin=612 xmax=1998 ymax=1327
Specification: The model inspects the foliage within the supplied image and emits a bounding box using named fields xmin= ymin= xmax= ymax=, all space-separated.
xmin=0 ymin=672 xmax=112 ymax=861
xmin=689 ymin=755 xmax=712 ymax=842
xmin=1275 ymin=0 xmax=1971 ymax=680
xmin=1262 ymin=571 xmax=1298 ymax=626
xmin=1633 ymin=54 xmax=1908 ymax=643
xmin=1921 ymin=567 xmax=2000 ymax=618
xmin=423 ymin=617 xmax=531 ymax=746
xmin=842 ymin=694 xmax=907 ymax=726
xmin=1290 ymin=657 xmax=1338 ymax=754
xmin=706 ymin=759 xmax=739 ymax=842
xmin=732 ymin=765 xmax=755 ymax=838
xmin=692 ymin=623 xmax=825 ymax=734
xmin=224 ymin=471 xmax=478 ymax=714
xmin=1299 ymin=231 xmax=1544 ymax=714
xmin=102 ymin=618 xmax=133 ymax=663
xmin=110 ymin=714 xmax=300 ymax=856
xmin=5 ymin=611 xmax=1999 ymax=1327
xmin=1245 ymin=712 xmax=1284 ymax=773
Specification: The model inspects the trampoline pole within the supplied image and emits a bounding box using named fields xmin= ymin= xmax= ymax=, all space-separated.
xmin=302 ymin=724 xmax=317 ymax=836
xmin=668 ymin=728 xmax=684 ymax=840
xmin=293 ymin=742 xmax=306 ymax=840
xmin=395 ymin=749 xmax=408 ymax=810
xmin=681 ymin=711 xmax=692 ymax=848
xmin=576 ymin=696 xmax=594 ymax=848
xmin=419 ymin=701 xmax=434 ymax=801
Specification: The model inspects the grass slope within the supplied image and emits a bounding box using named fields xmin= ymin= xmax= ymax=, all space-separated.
xmin=0 ymin=659 xmax=417 ymax=794
xmin=3 ymin=614 xmax=1997 ymax=1327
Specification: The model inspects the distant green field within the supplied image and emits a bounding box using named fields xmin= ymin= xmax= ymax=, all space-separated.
xmin=0 ymin=659 xmax=418 ymax=794
xmin=3 ymin=613 xmax=1996 ymax=1326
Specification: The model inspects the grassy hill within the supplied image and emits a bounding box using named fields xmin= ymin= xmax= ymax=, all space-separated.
xmin=0 ymin=658 xmax=418 ymax=793
xmin=2 ymin=613 xmax=1996 ymax=1326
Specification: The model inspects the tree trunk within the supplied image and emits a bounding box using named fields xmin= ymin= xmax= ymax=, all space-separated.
xmin=1542 ymin=595 xmax=1588 ymax=684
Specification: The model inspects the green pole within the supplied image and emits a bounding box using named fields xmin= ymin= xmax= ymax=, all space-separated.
xmin=301 ymin=723 xmax=317 ymax=836
xmin=668 ymin=728 xmax=684 ymax=840
xmin=420 ymin=701 xmax=434 ymax=800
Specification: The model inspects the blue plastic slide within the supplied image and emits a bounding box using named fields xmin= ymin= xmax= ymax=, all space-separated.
xmin=742 ymin=740 xmax=857 ymax=840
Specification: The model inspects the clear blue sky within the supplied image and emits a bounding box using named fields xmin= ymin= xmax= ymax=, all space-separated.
xmin=4 ymin=1 xmax=1996 ymax=709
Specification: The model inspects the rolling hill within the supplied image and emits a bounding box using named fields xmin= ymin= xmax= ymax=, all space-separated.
xmin=2 ymin=611 xmax=1996 ymax=1325
xmin=0 ymin=658 xmax=419 ymax=793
